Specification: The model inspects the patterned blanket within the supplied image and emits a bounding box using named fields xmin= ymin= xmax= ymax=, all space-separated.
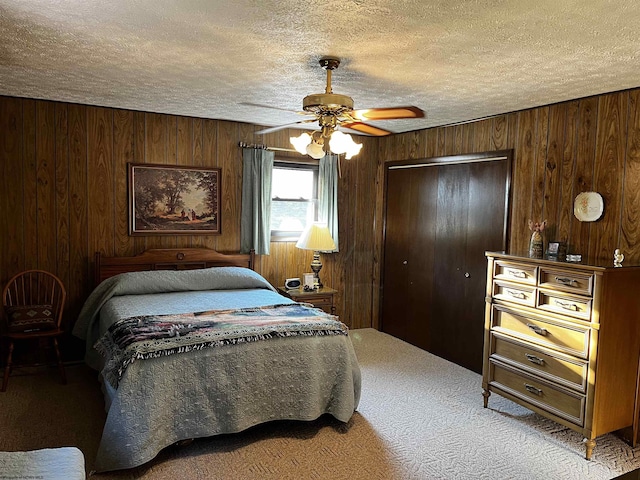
xmin=95 ymin=303 xmax=348 ymax=389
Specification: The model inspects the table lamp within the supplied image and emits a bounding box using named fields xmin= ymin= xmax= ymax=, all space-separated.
xmin=296 ymin=223 xmax=336 ymax=288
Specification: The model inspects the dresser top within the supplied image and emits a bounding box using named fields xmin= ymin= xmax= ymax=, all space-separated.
xmin=486 ymin=251 xmax=640 ymax=270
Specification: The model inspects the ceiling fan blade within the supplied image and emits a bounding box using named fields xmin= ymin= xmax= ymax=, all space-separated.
xmin=351 ymin=106 xmax=425 ymax=121
xmin=256 ymin=119 xmax=317 ymax=135
xmin=240 ymin=102 xmax=310 ymax=116
xmin=341 ymin=121 xmax=393 ymax=136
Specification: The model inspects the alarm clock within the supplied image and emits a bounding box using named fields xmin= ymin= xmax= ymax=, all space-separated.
xmin=284 ymin=278 xmax=301 ymax=289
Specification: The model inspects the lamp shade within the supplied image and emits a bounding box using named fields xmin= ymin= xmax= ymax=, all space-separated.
xmin=290 ymin=133 xmax=312 ymax=155
xmin=296 ymin=223 xmax=336 ymax=252
xmin=306 ymin=141 xmax=326 ymax=159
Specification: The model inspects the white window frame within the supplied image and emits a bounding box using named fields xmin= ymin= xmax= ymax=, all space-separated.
xmin=270 ymin=159 xmax=319 ymax=242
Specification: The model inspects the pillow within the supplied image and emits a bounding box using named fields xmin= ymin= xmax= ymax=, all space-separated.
xmin=5 ymin=305 xmax=56 ymax=333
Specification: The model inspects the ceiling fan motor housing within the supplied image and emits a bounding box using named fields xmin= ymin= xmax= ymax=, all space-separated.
xmin=303 ymin=93 xmax=354 ymax=115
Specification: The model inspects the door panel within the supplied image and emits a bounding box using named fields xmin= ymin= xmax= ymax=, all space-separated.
xmin=405 ymin=168 xmax=438 ymax=349
xmin=460 ymin=160 xmax=511 ymax=371
xmin=430 ymin=163 xmax=471 ymax=368
xmin=381 ymin=168 xmax=415 ymax=342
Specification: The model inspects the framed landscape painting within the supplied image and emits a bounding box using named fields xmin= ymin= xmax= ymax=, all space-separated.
xmin=128 ymin=163 xmax=221 ymax=235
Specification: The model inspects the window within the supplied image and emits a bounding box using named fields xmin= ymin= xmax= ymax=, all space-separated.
xmin=271 ymin=161 xmax=318 ymax=241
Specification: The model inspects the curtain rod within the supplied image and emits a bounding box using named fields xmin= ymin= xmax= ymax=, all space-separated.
xmin=238 ymin=142 xmax=297 ymax=153
xmin=239 ymin=140 xmax=342 ymax=177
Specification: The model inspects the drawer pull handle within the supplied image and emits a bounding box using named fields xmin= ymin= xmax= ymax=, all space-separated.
xmin=524 ymin=383 xmax=543 ymax=396
xmin=555 ymin=276 xmax=577 ymax=286
xmin=507 ymin=269 xmax=526 ymax=278
xmin=555 ymin=300 xmax=578 ymax=311
xmin=525 ymin=353 xmax=545 ymax=365
xmin=526 ymin=323 xmax=548 ymax=336
xmin=507 ymin=289 xmax=526 ymax=299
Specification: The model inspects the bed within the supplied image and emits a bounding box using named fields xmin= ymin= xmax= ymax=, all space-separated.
xmin=72 ymin=248 xmax=361 ymax=472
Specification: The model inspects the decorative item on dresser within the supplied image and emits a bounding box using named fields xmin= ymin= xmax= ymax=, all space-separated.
xmin=547 ymin=241 xmax=566 ymax=261
xmin=482 ymin=252 xmax=640 ymax=460
xmin=527 ymin=219 xmax=546 ymax=259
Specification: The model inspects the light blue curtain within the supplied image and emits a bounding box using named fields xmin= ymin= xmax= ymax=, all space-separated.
xmin=318 ymin=153 xmax=339 ymax=252
xmin=241 ymin=148 xmax=274 ymax=254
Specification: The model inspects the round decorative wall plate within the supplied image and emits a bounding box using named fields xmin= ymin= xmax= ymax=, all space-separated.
xmin=574 ymin=192 xmax=604 ymax=222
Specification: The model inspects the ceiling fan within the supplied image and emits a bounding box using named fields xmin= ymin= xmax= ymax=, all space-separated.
xmin=252 ymin=56 xmax=425 ymax=137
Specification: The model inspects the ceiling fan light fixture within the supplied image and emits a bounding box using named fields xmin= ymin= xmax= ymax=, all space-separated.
xmin=328 ymin=130 xmax=349 ymax=154
xmin=344 ymin=140 xmax=363 ymax=160
xmin=290 ymin=132 xmax=312 ymax=155
xmin=291 ymin=129 xmax=360 ymax=159
xmin=306 ymin=140 xmax=326 ymax=159
xmin=330 ymin=130 xmax=362 ymax=159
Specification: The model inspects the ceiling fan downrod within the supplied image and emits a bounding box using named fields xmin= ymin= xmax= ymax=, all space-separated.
xmin=303 ymin=57 xmax=353 ymax=114
xmin=319 ymin=56 xmax=340 ymax=94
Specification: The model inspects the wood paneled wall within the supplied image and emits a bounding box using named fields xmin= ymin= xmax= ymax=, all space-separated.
xmin=0 ymin=96 xmax=378 ymax=360
xmin=372 ymin=88 xmax=640 ymax=327
xmin=3 ymin=87 xmax=640 ymax=353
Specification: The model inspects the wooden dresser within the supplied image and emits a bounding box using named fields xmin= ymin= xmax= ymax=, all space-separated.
xmin=482 ymin=252 xmax=640 ymax=459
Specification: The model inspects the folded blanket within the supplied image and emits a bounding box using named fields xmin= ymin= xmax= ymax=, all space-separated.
xmin=0 ymin=448 xmax=86 ymax=480
xmin=96 ymin=303 xmax=348 ymax=389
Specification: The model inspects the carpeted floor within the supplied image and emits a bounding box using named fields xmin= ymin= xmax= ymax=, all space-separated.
xmin=1 ymin=328 xmax=640 ymax=479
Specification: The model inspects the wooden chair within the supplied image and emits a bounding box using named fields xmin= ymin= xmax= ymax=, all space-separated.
xmin=1 ymin=270 xmax=67 ymax=392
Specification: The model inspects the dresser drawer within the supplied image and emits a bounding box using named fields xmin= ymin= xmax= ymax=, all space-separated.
xmin=494 ymin=260 xmax=537 ymax=285
xmin=490 ymin=362 xmax=585 ymax=426
xmin=492 ymin=281 xmax=536 ymax=308
xmin=491 ymin=334 xmax=588 ymax=392
xmin=277 ymin=288 xmax=336 ymax=315
xmin=304 ymin=295 xmax=333 ymax=307
xmin=537 ymin=290 xmax=592 ymax=321
xmin=490 ymin=305 xmax=590 ymax=358
xmin=300 ymin=296 xmax=333 ymax=314
xmin=539 ymin=267 xmax=593 ymax=296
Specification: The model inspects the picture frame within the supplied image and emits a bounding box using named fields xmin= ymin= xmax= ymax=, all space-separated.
xmin=128 ymin=163 xmax=221 ymax=235
xmin=547 ymin=241 xmax=566 ymax=258
xmin=303 ymin=273 xmax=315 ymax=289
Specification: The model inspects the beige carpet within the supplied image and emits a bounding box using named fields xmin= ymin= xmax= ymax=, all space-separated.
xmin=1 ymin=328 xmax=639 ymax=479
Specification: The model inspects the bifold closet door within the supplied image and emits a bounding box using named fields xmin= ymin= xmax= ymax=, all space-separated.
xmin=381 ymin=166 xmax=438 ymax=350
xmin=381 ymin=155 xmax=509 ymax=373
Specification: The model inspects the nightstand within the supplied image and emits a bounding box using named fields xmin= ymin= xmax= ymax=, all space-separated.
xmin=277 ymin=286 xmax=337 ymax=315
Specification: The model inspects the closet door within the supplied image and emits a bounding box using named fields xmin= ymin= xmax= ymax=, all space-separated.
xmin=382 ymin=167 xmax=438 ymax=349
xmin=381 ymin=152 xmax=510 ymax=373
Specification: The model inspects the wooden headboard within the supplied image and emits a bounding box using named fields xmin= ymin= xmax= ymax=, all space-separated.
xmin=95 ymin=248 xmax=256 ymax=286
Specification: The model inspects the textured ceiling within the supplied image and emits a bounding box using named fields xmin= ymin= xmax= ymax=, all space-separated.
xmin=2 ymin=1 xmax=640 ymax=135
